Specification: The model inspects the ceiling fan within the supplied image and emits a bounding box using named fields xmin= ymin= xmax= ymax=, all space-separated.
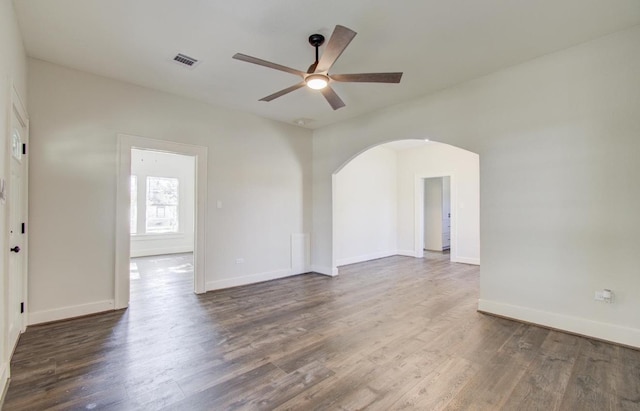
xmin=232 ymin=25 xmax=403 ymax=110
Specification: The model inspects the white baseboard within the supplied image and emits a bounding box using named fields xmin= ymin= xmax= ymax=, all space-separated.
xmin=336 ymin=250 xmax=397 ymax=267
xmin=397 ymin=249 xmax=417 ymax=257
xmin=452 ymin=256 xmax=480 ymax=265
xmin=29 ymin=300 xmax=115 ymax=325
xmin=310 ymin=265 xmax=339 ymax=277
xmin=292 ymin=266 xmax=310 ymax=276
xmin=206 ymin=269 xmax=303 ymax=291
xmin=478 ymin=299 xmax=640 ymax=349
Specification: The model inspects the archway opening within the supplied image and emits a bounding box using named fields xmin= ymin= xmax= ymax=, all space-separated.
xmin=331 ymin=139 xmax=479 ymax=272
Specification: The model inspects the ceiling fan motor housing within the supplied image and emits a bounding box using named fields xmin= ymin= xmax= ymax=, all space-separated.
xmin=308 ymin=34 xmax=325 ymax=47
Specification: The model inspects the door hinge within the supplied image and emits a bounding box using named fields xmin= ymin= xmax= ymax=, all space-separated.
xmin=22 ymin=143 xmax=27 ymax=155
xmin=21 ymin=222 xmax=25 ymax=234
xmin=20 ymin=302 xmax=24 ymax=313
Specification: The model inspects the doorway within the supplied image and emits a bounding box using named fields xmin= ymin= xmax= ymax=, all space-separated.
xmin=332 ymin=140 xmax=479 ymax=272
xmin=115 ymin=135 xmax=208 ymax=309
xmin=129 ymin=149 xmax=196 ymax=299
xmin=423 ymin=176 xmax=451 ymax=253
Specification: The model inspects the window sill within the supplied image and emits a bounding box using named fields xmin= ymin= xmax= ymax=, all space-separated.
xmin=131 ymin=233 xmax=185 ymax=241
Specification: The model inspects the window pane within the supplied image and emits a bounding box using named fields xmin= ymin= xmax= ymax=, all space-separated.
xmin=130 ymin=175 xmax=137 ymax=234
xmin=146 ymin=176 xmax=179 ymax=233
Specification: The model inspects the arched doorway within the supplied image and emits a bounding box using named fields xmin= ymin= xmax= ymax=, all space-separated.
xmin=331 ymin=139 xmax=479 ymax=273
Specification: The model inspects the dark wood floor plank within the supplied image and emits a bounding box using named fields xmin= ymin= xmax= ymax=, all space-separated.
xmin=442 ymin=348 xmax=531 ymax=409
xmin=614 ymin=346 xmax=640 ymax=410
xmin=389 ymin=356 xmax=479 ymax=410
xmin=3 ymin=252 xmax=639 ymax=410
xmin=226 ymin=360 xmax=335 ymax=410
xmin=163 ymin=362 xmax=286 ymax=410
xmin=559 ymin=338 xmax=619 ymax=410
xmin=274 ymin=358 xmax=382 ymax=410
xmin=502 ymin=330 xmax=583 ymax=410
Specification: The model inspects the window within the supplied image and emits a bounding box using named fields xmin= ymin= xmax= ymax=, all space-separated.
xmin=129 ymin=175 xmax=181 ymax=235
xmin=130 ymin=176 xmax=137 ymax=234
xmin=145 ymin=177 xmax=179 ymax=234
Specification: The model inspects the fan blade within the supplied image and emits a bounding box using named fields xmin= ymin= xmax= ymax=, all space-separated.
xmin=320 ymin=86 xmax=346 ymax=110
xmin=259 ymin=82 xmax=306 ymax=102
xmin=316 ymin=25 xmax=357 ymax=73
xmin=307 ymin=62 xmax=318 ymax=74
xmin=331 ymin=72 xmax=403 ymax=83
xmin=233 ymin=53 xmax=305 ymax=77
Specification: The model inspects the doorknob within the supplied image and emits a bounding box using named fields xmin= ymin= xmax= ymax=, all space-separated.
xmin=10 ymin=246 xmax=20 ymax=253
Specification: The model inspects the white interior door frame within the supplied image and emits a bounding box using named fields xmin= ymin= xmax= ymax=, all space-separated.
xmin=5 ymin=85 xmax=29 ymax=347
xmin=115 ymin=134 xmax=208 ymax=309
xmin=329 ymin=173 xmax=339 ymax=276
xmin=414 ymin=173 xmax=456 ymax=260
xmin=11 ymin=86 xmax=28 ymax=333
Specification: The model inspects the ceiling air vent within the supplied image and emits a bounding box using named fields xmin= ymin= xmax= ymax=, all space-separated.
xmin=172 ymin=53 xmax=200 ymax=68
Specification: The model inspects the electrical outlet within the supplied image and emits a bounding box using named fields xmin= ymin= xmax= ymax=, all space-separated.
xmin=235 ymin=258 xmax=244 ymax=264
xmin=595 ymin=289 xmax=614 ymax=303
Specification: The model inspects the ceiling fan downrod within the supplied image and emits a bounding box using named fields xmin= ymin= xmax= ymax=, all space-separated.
xmin=308 ymin=33 xmax=325 ymax=67
xmin=305 ymin=34 xmax=329 ymax=89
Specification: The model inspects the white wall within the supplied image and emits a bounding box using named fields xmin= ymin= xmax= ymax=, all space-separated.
xmin=27 ymin=58 xmax=312 ymax=323
xmin=396 ymin=143 xmax=480 ymax=263
xmin=130 ymin=149 xmax=195 ymax=257
xmin=0 ymin=0 xmax=27 ymax=397
xmin=334 ymin=145 xmax=397 ymax=266
xmin=312 ymin=26 xmax=640 ymax=347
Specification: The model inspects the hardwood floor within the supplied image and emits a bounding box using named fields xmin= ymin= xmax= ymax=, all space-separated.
xmin=3 ymin=252 xmax=640 ymax=410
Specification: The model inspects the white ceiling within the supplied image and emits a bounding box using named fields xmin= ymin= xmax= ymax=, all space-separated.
xmin=13 ymin=0 xmax=640 ymax=129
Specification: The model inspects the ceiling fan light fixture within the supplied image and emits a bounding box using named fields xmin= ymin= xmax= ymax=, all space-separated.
xmin=232 ymin=25 xmax=402 ymax=110
xmin=305 ymin=74 xmax=329 ymax=90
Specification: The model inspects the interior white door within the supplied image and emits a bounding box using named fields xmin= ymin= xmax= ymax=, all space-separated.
xmin=424 ymin=177 xmax=444 ymax=251
xmin=6 ymin=103 xmax=27 ymax=355
xmin=442 ymin=176 xmax=451 ymax=250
